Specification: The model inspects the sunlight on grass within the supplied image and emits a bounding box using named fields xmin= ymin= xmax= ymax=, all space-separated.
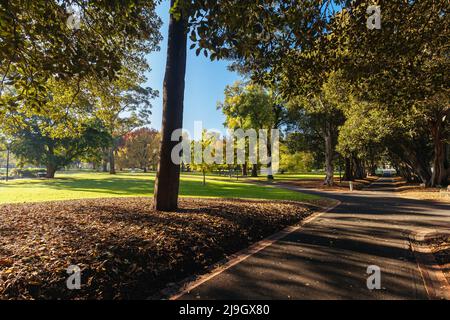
xmin=0 ymin=172 xmax=320 ymax=204
xmin=243 ymin=173 xmax=326 ymax=181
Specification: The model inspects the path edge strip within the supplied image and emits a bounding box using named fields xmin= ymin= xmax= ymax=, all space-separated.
xmin=409 ymin=229 xmax=450 ymax=300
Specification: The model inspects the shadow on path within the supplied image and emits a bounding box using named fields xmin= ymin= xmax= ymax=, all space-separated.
xmin=178 ymin=179 xmax=450 ymax=300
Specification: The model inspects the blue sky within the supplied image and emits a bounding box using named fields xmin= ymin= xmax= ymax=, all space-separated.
xmin=145 ymin=1 xmax=240 ymax=135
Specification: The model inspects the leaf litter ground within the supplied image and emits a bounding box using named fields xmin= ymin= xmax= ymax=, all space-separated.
xmin=0 ymin=197 xmax=324 ymax=299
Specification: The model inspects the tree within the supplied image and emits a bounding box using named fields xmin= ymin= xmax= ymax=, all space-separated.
xmin=153 ymin=0 xmax=331 ymax=210
xmin=10 ymin=116 xmax=109 ymax=178
xmin=120 ymin=128 xmax=160 ymax=172
xmin=90 ymin=63 xmax=157 ymax=174
xmin=220 ymin=3 xmax=346 ymax=186
xmin=280 ymin=147 xmax=315 ymax=173
xmin=322 ymin=72 xmax=387 ymax=179
xmin=0 ymin=0 xmax=161 ymax=120
xmin=1 ymin=1 xmax=162 ymax=179
xmin=153 ymin=0 xmax=188 ymax=211
xmin=236 ymin=1 xmax=448 ymax=186
xmin=333 ymin=0 xmax=449 ymax=186
xmin=218 ymin=81 xmax=285 ymax=179
xmin=286 ymin=71 xmax=345 ymax=186
xmin=190 ymin=130 xmax=218 ymax=186
xmin=199 ymin=0 xmax=448 ymax=188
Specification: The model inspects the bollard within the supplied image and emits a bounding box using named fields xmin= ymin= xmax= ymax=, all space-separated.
xmin=349 ymin=181 xmax=354 ymax=192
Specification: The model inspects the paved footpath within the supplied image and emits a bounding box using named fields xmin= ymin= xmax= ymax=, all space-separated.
xmin=178 ymin=178 xmax=450 ymax=300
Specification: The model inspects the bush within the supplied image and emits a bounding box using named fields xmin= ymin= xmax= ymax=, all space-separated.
xmin=280 ymin=152 xmax=315 ymax=173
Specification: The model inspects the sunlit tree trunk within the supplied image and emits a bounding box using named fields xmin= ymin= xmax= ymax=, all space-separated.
xmin=323 ymin=128 xmax=334 ymax=186
xmin=46 ymin=163 xmax=57 ymax=179
xmin=109 ymin=147 xmax=116 ymax=175
xmin=102 ymin=147 xmax=108 ymax=172
xmin=153 ymin=1 xmax=188 ymax=211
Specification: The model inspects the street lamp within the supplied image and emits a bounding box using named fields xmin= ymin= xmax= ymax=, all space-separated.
xmin=5 ymin=139 xmax=11 ymax=182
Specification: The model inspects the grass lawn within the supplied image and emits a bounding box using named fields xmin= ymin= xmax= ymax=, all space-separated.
xmin=0 ymin=171 xmax=320 ymax=204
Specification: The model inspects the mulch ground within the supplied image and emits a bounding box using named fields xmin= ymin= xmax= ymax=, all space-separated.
xmin=0 ymin=197 xmax=318 ymax=300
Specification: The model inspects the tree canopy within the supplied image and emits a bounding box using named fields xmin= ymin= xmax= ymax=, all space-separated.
xmin=0 ymin=0 xmax=161 ymax=120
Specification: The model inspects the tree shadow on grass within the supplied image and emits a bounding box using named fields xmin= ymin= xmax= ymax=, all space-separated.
xmin=2 ymin=176 xmax=316 ymax=201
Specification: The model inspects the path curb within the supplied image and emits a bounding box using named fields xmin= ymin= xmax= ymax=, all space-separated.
xmin=161 ymin=199 xmax=341 ymax=300
xmin=409 ymin=229 xmax=450 ymax=300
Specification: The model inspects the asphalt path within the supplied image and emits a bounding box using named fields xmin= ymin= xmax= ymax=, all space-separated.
xmin=178 ymin=178 xmax=450 ymax=300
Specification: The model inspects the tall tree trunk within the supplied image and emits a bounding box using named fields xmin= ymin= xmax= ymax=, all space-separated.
xmin=102 ymin=147 xmax=108 ymax=172
xmin=46 ymin=163 xmax=57 ymax=179
xmin=369 ymin=158 xmax=377 ymax=176
xmin=251 ymin=164 xmax=258 ymax=177
xmin=153 ymin=4 xmax=188 ymax=211
xmin=367 ymin=147 xmax=377 ymax=176
xmin=343 ymin=157 xmax=353 ymax=181
xmin=352 ymin=156 xmax=365 ymax=180
xmin=399 ymin=144 xmax=432 ymax=186
xmin=324 ymin=130 xmax=334 ymax=186
xmin=430 ymin=121 xmax=448 ymax=186
xmin=242 ymin=163 xmax=248 ymax=176
xmin=109 ymin=147 xmax=116 ymax=175
xmin=102 ymin=159 xmax=108 ymax=172
xmin=396 ymin=163 xmax=419 ymax=183
xmin=415 ymin=163 xmax=432 ymax=186
xmin=369 ymin=164 xmax=377 ymax=176
xmin=45 ymin=146 xmax=57 ymax=178
xmin=445 ymin=144 xmax=450 ymax=180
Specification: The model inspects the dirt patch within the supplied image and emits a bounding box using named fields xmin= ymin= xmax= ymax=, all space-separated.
xmin=400 ymin=188 xmax=450 ymax=203
xmin=426 ymin=235 xmax=450 ymax=284
xmin=0 ymin=197 xmax=318 ymax=300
